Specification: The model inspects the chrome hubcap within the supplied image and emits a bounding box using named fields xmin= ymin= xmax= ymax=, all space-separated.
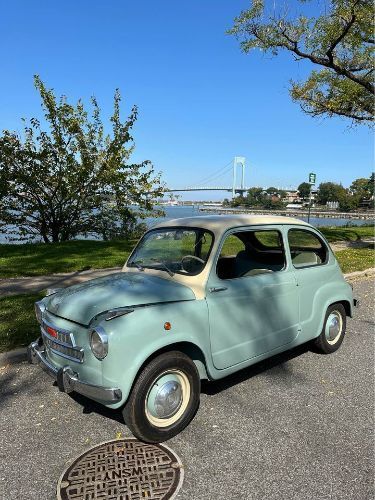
xmin=325 ymin=311 xmax=342 ymax=345
xmin=145 ymin=370 xmax=191 ymax=428
xmin=154 ymin=380 xmax=182 ymax=418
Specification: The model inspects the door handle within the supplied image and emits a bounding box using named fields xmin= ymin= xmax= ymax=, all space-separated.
xmin=209 ymin=286 xmax=227 ymax=293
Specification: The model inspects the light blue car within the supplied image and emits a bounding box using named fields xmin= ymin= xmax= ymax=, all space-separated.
xmin=28 ymin=215 xmax=356 ymax=442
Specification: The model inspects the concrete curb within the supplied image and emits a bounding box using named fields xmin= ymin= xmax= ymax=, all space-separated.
xmin=0 ymin=347 xmax=28 ymax=366
xmin=344 ymin=267 xmax=375 ymax=280
xmin=1 ymin=267 xmax=374 ymax=366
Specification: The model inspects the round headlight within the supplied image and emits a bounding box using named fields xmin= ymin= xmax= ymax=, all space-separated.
xmin=90 ymin=327 xmax=108 ymax=360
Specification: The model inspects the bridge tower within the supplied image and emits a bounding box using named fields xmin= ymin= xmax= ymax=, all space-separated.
xmin=232 ymin=156 xmax=246 ymax=198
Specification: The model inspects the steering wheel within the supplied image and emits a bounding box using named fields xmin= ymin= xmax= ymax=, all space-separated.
xmin=180 ymin=255 xmax=205 ymax=272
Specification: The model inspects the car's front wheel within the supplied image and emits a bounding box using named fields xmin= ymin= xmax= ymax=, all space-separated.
xmin=122 ymin=351 xmax=200 ymax=443
xmin=313 ymin=303 xmax=347 ymax=354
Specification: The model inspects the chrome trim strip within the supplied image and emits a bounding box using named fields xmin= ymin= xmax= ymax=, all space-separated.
xmin=41 ymin=326 xmax=73 ymax=349
xmin=47 ymin=344 xmax=84 ymax=364
xmin=41 ymin=329 xmax=84 ymax=363
xmin=27 ymin=340 xmax=122 ymax=403
xmin=105 ymin=307 xmax=134 ymax=321
xmin=42 ymin=318 xmax=75 ymax=346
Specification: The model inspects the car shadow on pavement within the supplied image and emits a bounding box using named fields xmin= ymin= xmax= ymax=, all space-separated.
xmin=64 ymin=344 xmax=311 ymax=424
xmin=67 ymin=390 xmax=125 ymax=424
xmin=201 ymin=343 xmax=310 ymax=396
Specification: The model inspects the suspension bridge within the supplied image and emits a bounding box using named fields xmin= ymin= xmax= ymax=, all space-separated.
xmin=165 ymin=157 xmax=248 ymax=198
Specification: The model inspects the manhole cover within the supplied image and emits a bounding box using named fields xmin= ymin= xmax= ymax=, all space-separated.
xmin=57 ymin=438 xmax=184 ymax=500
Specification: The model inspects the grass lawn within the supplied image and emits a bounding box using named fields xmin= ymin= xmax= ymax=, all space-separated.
xmin=0 ymin=292 xmax=42 ymax=353
xmin=0 ymin=239 xmax=136 ymax=278
xmin=335 ymin=248 xmax=375 ymax=274
xmin=319 ymin=225 xmax=374 ymax=243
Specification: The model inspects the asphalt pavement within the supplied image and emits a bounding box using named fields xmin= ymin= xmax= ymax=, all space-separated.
xmin=0 ymin=278 xmax=373 ymax=500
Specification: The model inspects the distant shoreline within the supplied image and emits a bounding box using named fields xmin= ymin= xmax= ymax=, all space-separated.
xmin=198 ymin=206 xmax=374 ymax=221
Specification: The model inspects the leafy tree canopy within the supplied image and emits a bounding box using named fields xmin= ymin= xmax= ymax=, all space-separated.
xmin=230 ymin=0 xmax=374 ymax=125
xmin=350 ymin=175 xmax=373 ymax=198
xmin=316 ymin=181 xmax=346 ymax=204
xmin=337 ymin=192 xmax=360 ymax=211
xmin=0 ymin=77 xmax=164 ymax=243
xmin=297 ymin=182 xmax=312 ymax=199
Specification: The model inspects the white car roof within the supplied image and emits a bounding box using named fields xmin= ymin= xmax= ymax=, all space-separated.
xmin=153 ymin=214 xmax=310 ymax=233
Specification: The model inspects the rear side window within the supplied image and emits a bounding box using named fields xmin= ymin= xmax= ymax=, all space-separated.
xmin=252 ymin=231 xmax=282 ymax=249
xmin=217 ymin=229 xmax=285 ymax=279
xmin=219 ymin=234 xmax=244 ymax=257
xmin=288 ymin=229 xmax=328 ymax=268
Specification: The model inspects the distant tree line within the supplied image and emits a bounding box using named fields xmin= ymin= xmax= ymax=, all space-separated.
xmin=225 ymin=172 xmax=374 ymax=212
xmin=310 ymin=173 xmax=374 ymax=211
xmin=224 ymin=187 xmax=287 ymax=210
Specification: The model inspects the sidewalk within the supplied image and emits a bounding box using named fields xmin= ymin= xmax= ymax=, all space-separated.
xmin=0 ymin=267 xmax=121 ymax=296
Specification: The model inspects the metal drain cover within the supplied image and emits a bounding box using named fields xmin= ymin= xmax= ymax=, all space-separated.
xmin=57 ymin=438 xmax=184 ymax=500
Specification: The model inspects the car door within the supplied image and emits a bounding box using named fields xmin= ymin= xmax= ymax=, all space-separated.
xmin=286 ymin=226 xmax=332 ymax=338
xmin=206 ymin=227 xmax=300 ymax=370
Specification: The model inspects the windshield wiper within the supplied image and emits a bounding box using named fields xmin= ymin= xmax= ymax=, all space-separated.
xmin=128 ymin=260 xmax=144 ymax=271
xmin=150 ymin=258 xmax=174 ymax=277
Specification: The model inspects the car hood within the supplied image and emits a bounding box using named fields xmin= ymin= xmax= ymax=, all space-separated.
xmin=46 ymin=272 xmax=196 ymax=326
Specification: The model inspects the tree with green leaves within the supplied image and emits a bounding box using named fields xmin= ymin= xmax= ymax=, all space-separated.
xmin=246 ymin=187 xmax=266 ymax=206
xmin=337 ymin=192 xmax=360 ymax=211
xmin=316 ymin=181 xmax=346 ymax=204
xmin=297 ymin=182 xmax=312 ymax=200
xmin=350 ymin=176 xmax=372 ymax=198
xmin=230 ymin=0 xmax=374 ymax=124
xmin=0 ymin=76 xmax=164 ymax=243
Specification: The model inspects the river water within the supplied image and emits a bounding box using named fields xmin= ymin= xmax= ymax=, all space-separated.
xmin=0 ymin=206 xmax=373 ymax=244
xmin=147 ymin=206 xmax=373 ymax=228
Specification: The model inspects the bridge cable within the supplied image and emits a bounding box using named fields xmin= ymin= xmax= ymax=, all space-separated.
xmin=186 ymin=160 xmax=233 ymax=188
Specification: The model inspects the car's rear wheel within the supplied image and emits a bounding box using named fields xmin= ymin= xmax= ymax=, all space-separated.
xmin=313 ymin=304 xmax=346 ymax=354
xmin=122 ymin=351 xmax=200 ymax=443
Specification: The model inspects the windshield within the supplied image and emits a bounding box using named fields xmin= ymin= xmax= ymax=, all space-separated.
xmin=128 ymin=227 xmax=214 ymax=276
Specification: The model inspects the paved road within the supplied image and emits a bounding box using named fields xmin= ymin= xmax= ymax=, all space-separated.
xmin=0 ymin=279 xmax=373 ymax=500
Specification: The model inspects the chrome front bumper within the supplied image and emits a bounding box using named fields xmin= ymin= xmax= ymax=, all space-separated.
xmin=27 ymin=339 xmax=122 ymax=404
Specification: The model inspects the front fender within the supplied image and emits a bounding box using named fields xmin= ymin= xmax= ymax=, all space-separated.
xmin=99 ymin=299 xmax=211 ymax=408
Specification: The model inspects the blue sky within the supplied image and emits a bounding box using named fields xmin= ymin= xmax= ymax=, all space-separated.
xmin=0 ymin=1 xmax=373 ymax=200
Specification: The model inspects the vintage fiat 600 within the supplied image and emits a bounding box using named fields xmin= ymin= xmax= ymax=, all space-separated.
xmin=28 ymin=215 xmax=355 ymax=442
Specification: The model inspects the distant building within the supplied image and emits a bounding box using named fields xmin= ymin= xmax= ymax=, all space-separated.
xmin=283 ymin=189 xmax=317 ymax=203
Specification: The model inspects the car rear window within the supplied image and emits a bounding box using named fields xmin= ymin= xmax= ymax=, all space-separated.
xmin=288 ymin=229 xmax=328 ymax=268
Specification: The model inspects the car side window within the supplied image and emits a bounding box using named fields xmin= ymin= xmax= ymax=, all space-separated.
xmin=217 ymin=230 xmax=285 ymax=280
xmin=288 ymin=229 xmax=328 ymax=268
